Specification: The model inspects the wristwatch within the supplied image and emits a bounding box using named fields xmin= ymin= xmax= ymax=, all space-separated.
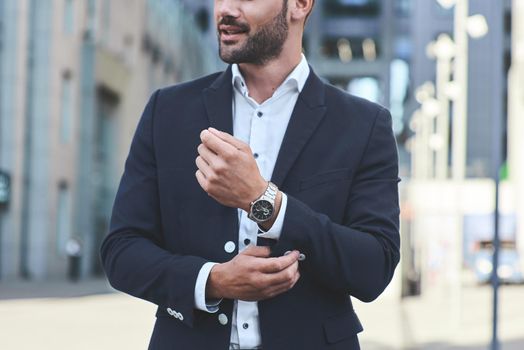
xmin=248 ymin=182 xmax=278 ymax=223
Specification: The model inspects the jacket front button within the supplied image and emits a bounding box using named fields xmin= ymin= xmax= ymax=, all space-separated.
xmin=218 ymin=313 xmax=228 ymax=325
xmin=224 ymin=241 xmax=236 ymax=253
xmin=298 ymin=253 xmax=306 ymax=261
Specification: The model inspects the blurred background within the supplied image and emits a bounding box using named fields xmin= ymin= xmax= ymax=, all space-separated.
xmin=0 ymin=0 xmax=523 ymax=349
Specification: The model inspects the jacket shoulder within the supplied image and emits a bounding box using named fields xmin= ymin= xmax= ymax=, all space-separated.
xmin=157 ymin=71 xmax=224 ymax=100
xmin=148 ymin=71 xmax=225 ymax=116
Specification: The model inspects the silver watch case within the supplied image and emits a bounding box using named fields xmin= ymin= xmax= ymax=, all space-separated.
xmin=248 ymin=182 xmax=278 ymax=223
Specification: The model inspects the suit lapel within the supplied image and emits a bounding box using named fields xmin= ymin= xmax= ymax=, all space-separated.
xmin=202 ymin=66 xmax=327 ymax=190
xmin=271 ymin=69 xmax=327 ymax=187
xmin=202 ymin=66 xmax=234 ymax=135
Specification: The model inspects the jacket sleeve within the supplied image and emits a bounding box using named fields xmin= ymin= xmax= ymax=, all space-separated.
xmin=274 ymin=107 xmax=401 ymax=302
xmin=100 ymin=90 xmax=207 ymax=327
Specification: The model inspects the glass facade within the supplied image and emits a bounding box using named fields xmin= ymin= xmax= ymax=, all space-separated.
xmin=324 ymin=0 xmax=381 ymax=17
xmin=394 ymin=0 xmax=412 ymax=17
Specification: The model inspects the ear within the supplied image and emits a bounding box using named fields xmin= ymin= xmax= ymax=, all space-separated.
xmin=289 ymin=0 xmax=314 ymax=24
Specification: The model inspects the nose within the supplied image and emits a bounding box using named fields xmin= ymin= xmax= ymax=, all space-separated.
xmin=215 ymin=0 xmax=240 ymax=20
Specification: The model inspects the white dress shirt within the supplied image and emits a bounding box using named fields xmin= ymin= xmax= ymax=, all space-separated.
xmin=194 ymin=54 xmax=310 ymax=349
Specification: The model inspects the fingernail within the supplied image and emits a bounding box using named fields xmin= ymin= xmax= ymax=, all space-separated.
xmin=209 ymin=127 xmax=218 ymax=132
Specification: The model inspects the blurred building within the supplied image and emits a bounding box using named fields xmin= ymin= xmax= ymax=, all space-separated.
xmin=408 ymin=0 xmax=511 ymax=179
xmin=406 ymin=0 xmax=518 ymax=295
xmin=509 ymin=0 xmax=524 ymax=272
xmin=307 ymin=0 xmax=411 ymax=134
xmin=0 ymin=0 xmax=217 ymax=280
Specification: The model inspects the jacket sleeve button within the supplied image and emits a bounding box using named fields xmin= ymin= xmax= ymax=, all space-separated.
xmin=218 ymin=313 xmax=229 ymax=325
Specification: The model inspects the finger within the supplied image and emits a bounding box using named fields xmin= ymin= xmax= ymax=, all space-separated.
xmin=197 ymin=143 xmax=220 ymax=165
xmin=258 ymin=251 xmax=300 ymax=273
xmin=261 ymin=270 xmax=301 ymax=298
xmin=265 ymin=260 xmax=299 ymax=285
xmin=195 ymin=170 xmax=208 ymax=192
xmin=200 ymin=129 xmax=237 ymax=156
xmin=195 ymin=156 xmax=212 ymax=178
xmin=241 ymin=245 xmax=271 ymax=258
xmin=208 ymin=127 xmax=248 ymax=151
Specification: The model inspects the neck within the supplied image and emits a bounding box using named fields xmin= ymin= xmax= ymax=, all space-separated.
xmin=238 ymin=48 xmax=302 ymax=104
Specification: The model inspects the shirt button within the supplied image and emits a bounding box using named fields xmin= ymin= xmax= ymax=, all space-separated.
xmin=244 ymin=238 xmax=251 ymax=245
xmin=253 ymin=153 xmax=259 ymax=159
xmin=257 ymin=111 xmax=263 ymax=118
xmin=218 ymin=313 xmax=228 ymax=325
xmin=224 ymin=241 xmax=236 ymax=253
xmin=243 ymin=323 xmax=249 ymax=330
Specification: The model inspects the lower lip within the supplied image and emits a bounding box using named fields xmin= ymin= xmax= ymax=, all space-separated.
xmin=220 ymin=32 xmax=245 ymax=42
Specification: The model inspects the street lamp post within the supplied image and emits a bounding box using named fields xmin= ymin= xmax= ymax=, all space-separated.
xmin=411 ymin=82 xmax=440 ymax=180
xmin=427 ymin=34 xmax=456 ymax=180
xmin=450 ymin=0 xmax=469 ymax=182
xmin=433 ymin=0 xmax=491 ymax=343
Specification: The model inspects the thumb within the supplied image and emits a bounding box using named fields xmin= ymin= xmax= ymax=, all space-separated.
xmin=241 ymin=245 xmax=271 ymax=258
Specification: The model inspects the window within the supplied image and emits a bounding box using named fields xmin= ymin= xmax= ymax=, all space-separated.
xmin=322 ymin=36 xmax=381 ymax=61
xmin=324 ymin=0 xmax=381 ymax=17
xmin=64 ymin=0 xmax=74 ymax=34
xmin=60 ymin=71 xmax=73 ymax=143
xmin=56 ymin=183 xmax=72 ymax=256
xmin=102 ymin=0 xmax=111 ymax=39
xmin=347 ymin=77 xmax=381 ymax=103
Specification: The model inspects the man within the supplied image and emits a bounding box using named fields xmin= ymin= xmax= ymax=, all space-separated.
xmin=101 ymin=0 xmax=400 ymax=349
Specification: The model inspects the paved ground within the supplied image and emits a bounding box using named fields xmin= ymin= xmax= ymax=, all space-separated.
xmin=0 ymin=279 xmax=523 ymax=349
xmin=354 ymin=284 xmax=524 ymax=350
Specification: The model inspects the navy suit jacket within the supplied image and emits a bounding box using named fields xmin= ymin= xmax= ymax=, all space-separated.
xmin=101 ymin=67 xmax=400 ymax=350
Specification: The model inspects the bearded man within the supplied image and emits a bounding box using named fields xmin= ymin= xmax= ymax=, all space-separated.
xmin=101 ymin=0 xmax=401 ymax=349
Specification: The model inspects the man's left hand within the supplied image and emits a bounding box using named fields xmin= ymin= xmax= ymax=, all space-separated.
xmin=195 ymin=127 xmax=267 ymax=212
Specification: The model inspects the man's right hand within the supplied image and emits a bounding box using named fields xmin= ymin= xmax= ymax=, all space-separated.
xmin=206 ymin=246 xmax=301 ymax=301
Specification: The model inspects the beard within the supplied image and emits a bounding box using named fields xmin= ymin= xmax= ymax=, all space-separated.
xmin=217 ymin=1 xmax=289 ymax=65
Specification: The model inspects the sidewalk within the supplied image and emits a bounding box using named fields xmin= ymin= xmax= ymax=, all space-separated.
xmin=355 ymin=284 xmax=524 ymax=349
xmin=0 ymin=278 xmax=114 ymax=300
xmin=0 ymin=279 xmax=523 ymax=349
xmin=0 ymin=287 xmax=155 ymax=350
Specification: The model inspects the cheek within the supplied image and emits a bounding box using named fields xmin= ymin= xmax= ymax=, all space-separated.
xmin=245 ymin=3 xmax=283 ymax=25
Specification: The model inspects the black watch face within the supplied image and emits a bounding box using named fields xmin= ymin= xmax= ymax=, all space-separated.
xmin=252 ymin=200 xmax=274 ymax=221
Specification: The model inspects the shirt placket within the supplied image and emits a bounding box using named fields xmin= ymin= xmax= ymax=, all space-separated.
xmin=236 ymin=99 xmax=264 ymax=349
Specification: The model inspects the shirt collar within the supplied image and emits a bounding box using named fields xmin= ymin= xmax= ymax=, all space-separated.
xmin=231 ymin=54 xmax=310 ymax=96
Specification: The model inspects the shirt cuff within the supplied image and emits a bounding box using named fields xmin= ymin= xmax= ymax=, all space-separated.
xmin=194 ymin=262 xmax=222 ymax=313
xmin=257 ymin=192 xmax=288 ymax=240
